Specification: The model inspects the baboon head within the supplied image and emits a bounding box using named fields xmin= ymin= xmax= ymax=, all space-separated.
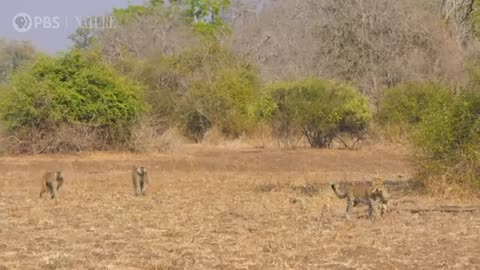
xmin=370 ymin=187 xmax=389 ymax=202
xmin=137 ymin=167 xmax=147 ymax=176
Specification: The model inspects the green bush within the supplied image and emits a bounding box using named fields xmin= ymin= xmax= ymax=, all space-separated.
xmin=131 ymin=55 xmax=186 ymax=129
xmin=260 ymin=78 xmax=372 ymax=148
xmin=118 ymin=42 xmax=258 ymax=141
xmin=414 ymin=90 xmax=480 ymax=159
xmin=379 ymin=80 xmax=480 ymax=190
xmin=377 ymin=81 xmax=453 ymax=126
xmin=413 ymin=90 xmax=480 ymax=189
xmin=179 ymin=66 xmax=257 ymax=140
xmin=125 ymin=42 xmax=257 ymax=141
xmin=0 ymin=50 xmax=147 ymax=153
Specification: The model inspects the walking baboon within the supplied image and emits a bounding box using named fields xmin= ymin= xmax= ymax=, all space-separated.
xmin=132 ymin=166 xmax=149 ymax=196
xmin=331 ymin=181 xmax=390 ymax=219
xmin=39 ymin=171 xmax=64 ymax=199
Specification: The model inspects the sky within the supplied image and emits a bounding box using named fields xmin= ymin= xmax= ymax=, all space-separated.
xmin=0 ymin=0 xmax=145 ymax=54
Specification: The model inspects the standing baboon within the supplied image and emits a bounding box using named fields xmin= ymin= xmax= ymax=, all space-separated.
xmin=39 ymin=171 xmax=64 ymax=199
xmin=331 ymin=181 xmax=390 ymax=219
xmin=132 ymin=166 xmax=149 ymax=196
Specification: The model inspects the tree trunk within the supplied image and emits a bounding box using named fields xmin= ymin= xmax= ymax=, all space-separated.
xmin=442 ymin=0 xmax=475 ymax=41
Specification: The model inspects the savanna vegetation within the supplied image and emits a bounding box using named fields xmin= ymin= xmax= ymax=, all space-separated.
xmin=2 ymin=0 xmax=480 ymax=192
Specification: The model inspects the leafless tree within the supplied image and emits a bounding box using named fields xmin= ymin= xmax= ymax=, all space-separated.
xmin=442 ymin=0 xmax=475 ymax=41
xmin=0 ymin=40 xmax=37 ymax=84
xmin=97 ymin=6 xmax=199 ymax=64
xmin=226 ymin=0 xmax=473 ymax=95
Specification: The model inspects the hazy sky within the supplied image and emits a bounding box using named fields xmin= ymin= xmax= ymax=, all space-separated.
xmin=0 ymin=0 xmax=145 ymax=54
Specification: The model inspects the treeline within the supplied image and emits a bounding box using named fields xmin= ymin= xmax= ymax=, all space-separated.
xmin=1 ymin=0 xmax=480 ymax=191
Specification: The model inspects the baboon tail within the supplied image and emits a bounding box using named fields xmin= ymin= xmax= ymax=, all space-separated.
xmin=39 ymin=185 xmax=46 ymax=198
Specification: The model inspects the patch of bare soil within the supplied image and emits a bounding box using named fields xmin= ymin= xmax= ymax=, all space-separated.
xmin=0 ymin=145 xmax=478 ymax=269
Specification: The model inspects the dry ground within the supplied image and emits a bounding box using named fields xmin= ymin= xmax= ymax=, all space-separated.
xmin=0 ymin=145 xmax=479 ymax=269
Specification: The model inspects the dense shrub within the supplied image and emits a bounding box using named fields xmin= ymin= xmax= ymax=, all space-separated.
xmin=179 ymin=66 xmax=257 ymax=140
xmin=377 ymin=79 xmax=480 ymax=191
xmin=374 ymin=80 xmax=480 ymax=190
xmin=0 ymin=50 xmax=147 ymax=153
xmin=140 ymin=43 xmax=236 ymax=122
xmin=377 ymin=81 xmax=453 ymax=126
xmin=126 ymin=42 xmax=258 ymax=141
xmin=413 ymin=90 xmax=480 ymax=189
xmin=259 ymin=78 xmax=372 ymax=148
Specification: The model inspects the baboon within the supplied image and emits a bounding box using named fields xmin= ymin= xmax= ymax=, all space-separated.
xmin=132 ymin=166 xmax=149 ymax=196
xmin=331 ymin=181 xmax=390 ymax=219
xmin=39 ymin=171 xmax=64 ymax=199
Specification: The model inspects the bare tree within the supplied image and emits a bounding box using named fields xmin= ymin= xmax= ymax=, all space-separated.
xmin=227 ymin=0 xmax=472 ymax=95
xmin=227 ymin=0 xmax=321 ymax=80
xmin=0 ymin=40 xmax=37 ymax=84
xmin=442 ymin=0 xmax=475 ymax=41
xmin=97 ymin=6 xmax=199 ymax=64
xmin=313 ymin=0 xmax=469 ymax=94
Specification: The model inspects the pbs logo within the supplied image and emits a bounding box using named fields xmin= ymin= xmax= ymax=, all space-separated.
xmin=13 ymin=12 xmax=60 ymax=33
xmin=13 ymin=13 xmax=32 ymax=33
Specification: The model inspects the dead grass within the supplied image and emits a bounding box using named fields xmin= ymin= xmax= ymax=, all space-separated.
xmin=132 ymin=125 xmax=188 ymax=153
xmin=0 ymin=145 xmax=479 ymax=269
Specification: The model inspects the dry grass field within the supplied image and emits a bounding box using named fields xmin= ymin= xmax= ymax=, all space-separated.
xmin=0 ymin=144 xmax=479 ymax=269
